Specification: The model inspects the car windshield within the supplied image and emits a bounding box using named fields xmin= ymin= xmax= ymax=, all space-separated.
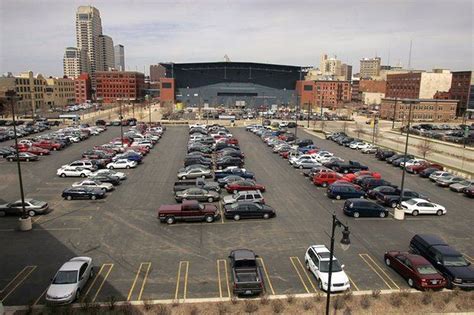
xmin=319 ymin=260 xmax=342 ymax=272
xmin=52 ymin=270 xmax=78 ymax=284
xmin=416 ymin=265 xmax=438 ymax=275
xmin=443 ymin=256 xmax=469 ymax=267
xmin=458 ymin=181 xmax=470 ymax=186
xmin=404 ymin=199 xmax=418 ymax=205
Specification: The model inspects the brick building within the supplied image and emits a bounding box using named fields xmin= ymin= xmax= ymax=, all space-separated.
xmin=44 ymin=77 xmax=75 ymax=108
xmin=386 ymin=71 xmax=452 ymax=99
xmin=380 ymin=98 xmax=457 ymax=122
xmin=351 ymin=80 xmax=360 ymax=102
xmin=74 ymin=73 xmax=92 ymax=104
xmin=449 ymin=71 xmax=473 ymax=117
xmin=95 ymin=71 xmax=145 ymax=104
xmin=150 ymin=64 xmax=166 ymax=83
xmin=296 ymin=80 xmax=351 ymax=109
xmin=159 ymin=78 xmax=175 ymax=104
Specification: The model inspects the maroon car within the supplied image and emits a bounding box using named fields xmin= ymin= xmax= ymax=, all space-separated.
xmin=406 ymin=162 xmax=443 ymax=174
xmin=463 ymin=186 xmax=474 ymax=198
xmin=225 ymin=180 xmax=266 ymax=193
xmin=33 ymin=140 xmax=63 ymax=151
xmin=157 ymin=200 xmax=220 ymax=224
xmin=384 ymin=251 xmax=446 ymax=290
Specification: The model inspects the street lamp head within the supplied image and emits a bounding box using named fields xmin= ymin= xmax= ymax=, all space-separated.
xmin=340 ymin=227 xmax=351 ymax=251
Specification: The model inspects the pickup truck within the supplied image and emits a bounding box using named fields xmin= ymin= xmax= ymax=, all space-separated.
xmin=173 ymin=178 xmax=220 ymax=193
xmin=229 ymin=249 xmax=264 ymax=296
xmin=157 ymin=200 xmax=220 ymax=224
xmin=332 ymin=161 xmax=369 ymax=174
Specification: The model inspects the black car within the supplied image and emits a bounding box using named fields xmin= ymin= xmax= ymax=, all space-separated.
xmin=216 ymin=156 xmax=243 ymax=169
xmin=224 ymin=202 xmax=276 ymax=221
xmin=62 ymin=187 xmax=106 ymax=200
xmin=367 ymin=186 xmax=398 ymax=199
xmin=217 ymin=175 xmax=245 ymax=188
xmin=215 ymin=142 xmax=239 ymax=151
xmin=88 ymin=174 xmax=121 ymax=186
xmin=377 ymin=189 xmax=425 ymax=208
xmin=295 ymin=139 xmax=314 ymax=147
xmin=343 ymin=199 xmax=388 ymax=218
xmin=184 ymin=157 xmax=212 ymax=167
xmin=188 ymin=144 xmax=213 ymax=154
xmin=409 ymin=234 xmax=474 ymax=289
xmin=0 ymin=146 xmax=16 ymax=158
xmin=5 ymin=152 xmax=39 ymax=162
xmin=392 ymin=156 xmax=412 ymax=167
xmin=287 ymin=122 xmax=297 ymax=128
xmin=419 ymin=167 xmax=441 ymax=178
xmin=327 ymin=183 xmax=366 ymax=200
xmin=360 ymin=179 xmax=396 ymax=191
xmin=217 ymin=150 xmax=244 ymax=159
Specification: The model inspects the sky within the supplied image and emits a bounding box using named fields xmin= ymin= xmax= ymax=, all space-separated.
xmin=0 ymin=0 xmax=472 ymax=76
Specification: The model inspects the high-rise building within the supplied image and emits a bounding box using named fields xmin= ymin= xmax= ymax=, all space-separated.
xmin=320 ymin=54 xmax=342 ymax=76
xmin=98 ymin=35 xmax=115 ymax=71
xmin=449 ymin=71 xmax=473 ymax=117
xmin=340 ymin=64 xmax=352 ymax=81
xmin=114 ymin=44 xmax=125 ymax=71
xmin=75 ymin=6 xmax=103 ymax=77
xmin=360 ymin=57 xmax=381 ymax=79
xmin=149 ymin=64 xmax=166 ymax=82
xmin=63 ymin=47 xmax=87 ymax=78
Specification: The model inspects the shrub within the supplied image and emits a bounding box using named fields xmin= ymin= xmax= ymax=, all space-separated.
xmin=421 ymin=290 xmax=433 ymax=305
xmin=371 ymin=289 xmax=381 ymax=299
xmin=143 ymin=298 xmax=154 ymax=311
xmin=217 ymin=302 xmax=229 ymax=315
xmin=343 ymin=290 xmax=353 ymax=302
xmin=107 ymin=295 xmax=117 ymax=310
xmin=333 ymin=296 xmax=345 ymax=311
xmin=302 ymin=300 xmax=313 ymax=310
xmin=271 ymin=300 xmax=285 ymax=313
xmin=189 ymin=305 xmax=199 ymax=315
xmin=260 ymin=294 xmax=270 ymax=305
xmin=360 ymin=295 xmax=371 ymax=309
xmin=389 ymin=293 xmax=403 ymax=308
xmin=156 ymin=304 xmax=171 ymax=315
xmin=287 ymin=294 xmax=296 ymax=304
xmin=244 ymin=301 xmax=259 ymax=314
xmin=343 ymin=307 xmax=352 ymax=315
xmin=314 ymin=292 xmax=323 ymax=303
xmin=231 ymin=296 xmax=239 ymax=305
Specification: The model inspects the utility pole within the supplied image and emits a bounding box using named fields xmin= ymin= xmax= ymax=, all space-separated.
xmin=392 ymin=97 xmax=398 ymax=129
xmin=398 ymin=101 xmax=414 ymax=208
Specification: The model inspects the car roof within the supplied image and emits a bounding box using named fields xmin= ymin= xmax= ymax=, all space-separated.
xmin=409 ymin=198 xmax=430 ymax=203
xmin=232 ymin=249 xmax=256 ymax=260
xmin=59 ymin=261 xmax=83 ymax=271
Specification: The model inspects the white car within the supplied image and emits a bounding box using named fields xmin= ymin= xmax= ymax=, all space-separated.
xmin=361 ymin=145 xmax=377 ymax=154
xmin=72 ymin=180 xmax=114 ymax=191
xmin=401 ymin=198 xmax=446 ymax=216
xmin=305 ymin=245 xmax=350 ymax=292
xmin=46 ymin=257 xmax=93 ymax=304
xmin=133 ymin=140 xmax=153 ymax=148
xmin=89 ymin=169 xmax=127 ymax=180
xmin=315 ymin=152 xmax=334 ymax=163
xmin=107 ymin=159 xmax=137 ymax=169
xmin=289 ymin=154 xmax=317 ymax=165
xmin=401 ymin=158 xmax=425 ymax=168
xmin=279 ymin=121 xmax=289 ymax=128
xmin=349 ymin=142 xmax=364 ymax=149
xmin=57 ymin=166 xmax=92 ymax=178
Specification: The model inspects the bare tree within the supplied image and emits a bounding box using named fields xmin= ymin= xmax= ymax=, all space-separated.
xmin=353 ymin=123 xmax=365 ymax=139
xmin=417 ymin=139 xmax=434 ymax=159
xmin=343 ymin=121 xmax=348 ymax=134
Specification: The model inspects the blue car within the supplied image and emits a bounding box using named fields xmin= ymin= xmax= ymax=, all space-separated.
xmin=214 ymin=168 xmax=255 ymax=180
xmin=298 ymin=145 xmax=318 ymax=154
xmin=117 ymin=152 xmax=142 ymax=163
xmin=327 ymin=184 xmax=366 ymax=200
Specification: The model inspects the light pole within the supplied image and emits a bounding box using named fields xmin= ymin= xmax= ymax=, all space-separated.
xmin=119 ymin=96 xmax=124 ymax=147
xmin=397 ymin=100 xmax=415 ymax=208
xmin=6 ymin=90 xmax=31 ymax=230
xmin=391 ymin=97 xmax=398 ymax=129
xmin=326 ymin=213 xmax=351 ymax=315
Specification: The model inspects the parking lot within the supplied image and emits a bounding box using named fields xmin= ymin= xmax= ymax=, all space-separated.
xmin=0 ymin=126 xmax=473 ymax=306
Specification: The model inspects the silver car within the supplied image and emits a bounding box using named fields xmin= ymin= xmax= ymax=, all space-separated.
xmin=46 ymin=257 xmax=93 ymax=304
xmin=449 ymin=180 xmax=474 ymax=192
xmin=435 ymin=176 xmax=464 ymax=187
xmin=177 ymin=167 xmax=212 ymax=180
xmin=0 ymin=198 xmax=49 ymax=217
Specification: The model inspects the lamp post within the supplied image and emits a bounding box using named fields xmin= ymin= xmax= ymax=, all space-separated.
xmin=326 ymin=213 xmax=351 ymax=315
xmin=391 ymin=97 xmax=398 ymax=129
xmin=119 ymin=96 xmax=124 ymax=147
xmin=397 ymin=101 xmax=415 ymax=208
xmin=5 ymin=90 xmax=31 ymax=231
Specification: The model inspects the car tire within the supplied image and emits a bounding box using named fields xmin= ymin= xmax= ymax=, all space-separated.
xmin=8 ymin=158 xmax=13 ymax=162
xmin=436 ymin=210 xmax=443 ymax=216
xmin=60 ymin=173 xmax=66 ymax=178
xmin=40 ymin=153 xmax=43 ymax=156
xmin=344 ymin=170 xmax=348 ymax=174
xmin=305 ymin=260 xmax=310 ymax=271
xmin=90 ymin=195 xmax=97 ymax=200
xmin=207 ymin=197 xmax=214 ymax=202
xmin=318 ymin=280 xmax=323 ymax=290
xmin=109 ymin=166 xmax=114 ymax=169
xmin=353 ymin=212 xmax=360 ymax=218
xmin=413 ymin=170 xmax=418 ymax=175
xmin=181 ymin=176 xmax=187 ymax=180
xmin=263 ymin=213 xmax=270 ymax=219
xmin=66 ymin=196 xmax=72 ymax=201
xmin=80 ymin=173 xmax=86 ymax=178
xmin=412 ymin=210 xmax=419 ymax=216
xmin=233 ymin=190 xmax=238 ymax=194
xmin=380 ymin=212 xmax=387 ymax=218
xmin=233 ymin=214 xmax=240 ymax=221
xmin=166 ymin=216 xmax=175 ymax=224
xmin=0 ymin=211 xmax=5 ymax=217
xmin=385 ymin=258 xmax=391 ymax=266
xmin=28 ymin=210 xmax=36 ymax=217
xmin=407 ymin=278 xmax=414 ymax=288
xmin=26 ymin=159 xmax=29 ymax=162
xmin=299 ymin=165 xmax=303 ymax=169
xmin=391 ymin=202 xmax=398 ymax=208
xmin=322 ymin=182 xmax=328 ymax=188
xmin=126 ymin=165 xmax=130 ymax=169
xmin=201 ymin=175 xmax=206 ymax=179
xmin=205 ymin=215 xmax=214 ymax=223
xmin=336 ymin=195 xmax=341 ymax=200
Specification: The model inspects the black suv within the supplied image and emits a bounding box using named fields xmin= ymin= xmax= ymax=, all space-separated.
xmin=409 ymin=234 xmax=474 ymax=289
xmin=343 ymin=199 xmax=388 ymax=218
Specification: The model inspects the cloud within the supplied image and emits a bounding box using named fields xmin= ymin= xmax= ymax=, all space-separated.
xmin=0 ymin=0 xmax=472 ymax=76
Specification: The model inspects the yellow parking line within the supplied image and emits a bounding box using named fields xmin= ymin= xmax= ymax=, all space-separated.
xmin=257 ymin=257 xmax=275 ymax=295
xmin=290 ymin=257 xmax=317 ymax=293
xmin=82 ymin=263 xmax=114 ymax=302
xmin=347 ymin=275 xmax=360 ymax=291
xmin=92 ymin=264 xmax=114 ymax=302
xmin=217 ymin=259 xmax=231 ymax=298
xmin=359 ymin=254 xmax=399 ymax=290
xmin=463 ymin=254 xmax=474 ymax=264
xmin=0 ymin=266 xmax=37 ymax=302
xmin=174 ymin=261 xmax=189 ymax=301
xmin=127 ymin=262 xmax=151 ymax=301
xmin=33 ymin=287 xmax=48 ymax=306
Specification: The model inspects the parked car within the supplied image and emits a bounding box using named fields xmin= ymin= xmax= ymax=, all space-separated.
xmin=89 ymin=169 xmax=127 ymax=180
xmin=435 ymin=175 xmax=465 ymax=187
xmin=343 ymin=199 xmax=388 ymax=218
xmin=375 ymin=150 xmax=395 ymax=161
xmin=72 ymin=180 xmax=114 ymax=192
xmin=157 ymin=200 xmax=219 ymax=224
xmin=419 ymin=167 xmax=443 ymax=178
xmin=367 ymin=186 xmax=398 ymax=200
xmin=57 ymin=166 xmax=92 ymax=178
xmin=406 ymin=162 xmax=443 ymax=174
xmin=62 ymin=160 xmax=97 ymax=172
xmin=88 ymin=174 xmax=121 ymax=186
xmin=226 ymin=180 xmax=265 ymax=193
xmin=5 ymin=152 xmax=39 ymax=162
xmin=216 ymin=156 xmax=244 ymax=169
xmin=46 ymin=257 xmax=93 ymax=304
xmin=449 ymin=180 xmax=474 ymax=193
xmin=228 ymin=249 xmax=264 ymax=296
xmin=342 ymin=171 xmax=381 ymax=183
xmin=217 ymin=175 xmax=245 ymax=188
xmin=327 ymin=183 xmax=365 ymax=200
xmin=377 ymin=189 xmax=426 ymax=208
xmin=173 ymin=178 xmax=221 ymax=193
xmin=429 ymin=171 xmax=452 ymax=182
xmin=224 ymin=202 xmax=275 ymax=220
xmin=177 ymin=167 xmax=212 ymax=180
xmin=175 ymin=188 xmax=220 ymax=203
xmin=409 ymin=234 xmax=474 ymax=289
xmin=332 ymin=161 xmax=369 ymax=174
xmin=304 ymin=245 xmax=350 ymax=292
xmin=214 ymin=167 xmax=255 ymax=180
xmin=106 ymin=159 xmax=137 ymax=169
xmin=360 ymin=179 xmax=396 ymax=191
xmin=463 ymin=186 xmax=474 ymax=198
xmin=384 ymin=251 xmax=446 ymax=290
xmin=0 ymin=198 xmax=50 ymax=217
xmin=401 ymin=198 xmax=446 ymax=216
xmin=62 ymin=187 xmax=106 ymax=200
xmin=313 ymin=172 xmax=343 ymax=187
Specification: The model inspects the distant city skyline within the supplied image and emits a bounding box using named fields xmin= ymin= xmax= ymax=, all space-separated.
xmin=0 ymin=0 xmax=472 ymax=76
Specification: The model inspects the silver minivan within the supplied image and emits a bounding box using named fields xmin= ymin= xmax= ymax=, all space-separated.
xmin=223 ymin=190 xmax=264 ymax=205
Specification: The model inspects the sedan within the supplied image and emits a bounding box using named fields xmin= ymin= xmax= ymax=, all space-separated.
xmin=25 ymin=146 xmax=50 ymax=156
xmin=226 ymin=180 xmax=265 ymax=193
xmin=106 ymin=159 xmax=137 ymax=169
xmin=401 ymin=198 xmax=446 ymax=216
xmin=46 ymin=257 xmax=93 ymax=304
xmin=175 ymin=188 xmax=220 ymax=203
xmin=217 ymin=175 xmax=245 ymax=188
xmin=449 ymin=180 xmax=474 ymax=193
xmin=293 ymin=158 xmax=321 ymax=169
xmin=0 ymin=198 xmax=50 ymax=217
xmin=223 ymin=202 xmax=275 ymax=221
xmin=88 ymin=174 xmax=121 ymax=186
xmin=5 ymin=152 xmax=39 ymax=162
xmin=435 ymin=175 xmax=465 ymax=187
xmin=177 ymin=167 xmax=212 ymax=180
xmin=384 ymin=251 xmax=446 ymax=290
xmin=429 ymin=171 xmax=452 ymax=182
xmin=62 ymin=187 xmax=106 ymax=200
xmin=57 ymin=166 xmax=92 ymax=178
xmin=72 ymin=180 xmax=114 ymax=192
xmin=90 ymin=169 xmax=127 ymax=180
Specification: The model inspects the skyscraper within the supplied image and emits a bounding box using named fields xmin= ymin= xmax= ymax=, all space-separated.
xmin=98 ymin=35 xmax=115 ymax=71
xmin=75 ymin=6 xmax=103 ymax=75
xmin=114 ymin=44 xmax=125 ymax=71
xmin=63 ymin=47 xmax=87 ymax=78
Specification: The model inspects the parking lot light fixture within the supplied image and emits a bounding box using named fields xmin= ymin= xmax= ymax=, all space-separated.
xmin=326 ymin=213 xmax=350 ymax=315
xmin=397 ymin=100 xmax=415 ymax=210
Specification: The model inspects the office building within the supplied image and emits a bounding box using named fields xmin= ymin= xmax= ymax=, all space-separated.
xmin=76 ymin=5 xmax=103 ymax=75
xmin=98 ymin=34 xmax=115 ymax=71
xmin=63 ymin=47 xmax=87 ymax=78
xmin=95 ymin=71 xmax=145 ymax=103
xmin=296 ymin=80 xmax=351 ymax=109
xmin=380 ymin=98 xmax=457 ymax=122
xmin=74 ymin=73 xmax=92 ymax=104
xmin=360 ymin=57 xmax=381 ymax=79
xmin=43 ymin=77 xmax=75 ymax=109
xmin=386 ymin=70 xmax=452 ymax=99
xmin=114 ymin=44 xmax=125 ymax=71
xmin=320 ymin=54 xmax=342 ymax=76
xmin=449 ymin=71 xmax=473 ymax=117
xmin=150 ymin=64 xmax=166 ymax=82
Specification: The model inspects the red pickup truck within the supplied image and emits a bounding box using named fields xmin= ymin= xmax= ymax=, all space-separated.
xmin=406 ymin=162 xmax=443 ymax=174
xmin=33 ymin=140 xmax=63 ymax=151
xmin=157 ymin=200 xmax=220 ymax=224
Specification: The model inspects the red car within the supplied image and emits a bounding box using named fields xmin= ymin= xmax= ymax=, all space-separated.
xmin=25 ymin=146 xmax=50 ymax=156
xmin=342 ymin=171 xmax=381 ymax=182
xmin=226 ymin=138 xmax=239 ymax=145
xmin=33 ymin=140 xmax=62 ymax=151
xmin=226 ymin=180 xmax=265 ymax=193
xmin=280 ymin=151 xmax=290 ymax=159
xmin=313 ymin=172 xmax=343 ymax=187
xmin=464 ymin=186 xmax=474 ymax=198
xmin=406 ymin=162 xmax=443 ymax=174
xmin=384 ymin=251 xmax=446 ymax=290
xmin=129 ymin=146 xmax=149 ymax=155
